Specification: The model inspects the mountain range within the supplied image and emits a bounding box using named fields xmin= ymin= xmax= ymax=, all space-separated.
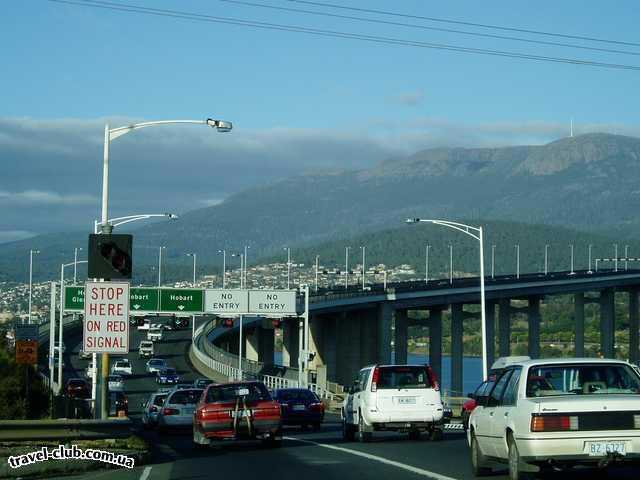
xmin=3 ymin=132 xmax=640 ymax=283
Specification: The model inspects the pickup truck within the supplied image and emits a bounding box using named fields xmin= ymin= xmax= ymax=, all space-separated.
xmin=139 ymin=340 xmax=154 ymax=358
xmin=147 ymin=327 xmax=163 ymax=342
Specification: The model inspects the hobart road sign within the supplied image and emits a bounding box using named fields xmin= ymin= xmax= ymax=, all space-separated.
xmin=159 ymin=288 xmax=203 ymax=313
xmin=130 ymin=287 xmax=159 ymax=312
xmin=204 ymin=289 xmax=249 ymax=316
xmin=64 ymin=286 xmax=85 ymax=311
xmin=248 ymin=290 xmax=298 ymax=316
xmin=83 ymin=281 xmax=129 ymax=354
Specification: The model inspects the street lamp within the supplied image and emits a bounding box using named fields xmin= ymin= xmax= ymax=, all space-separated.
xmin=491 ymin=245 xmax=496 ymax=279
xmin=283 ymin=247 xmax=291 ymax=289
xmin=614 ymin=244 xmax=618 ymax=272
xmin=28 ymin=249 xmax=40 ymax=324
xmin=360 ymin=246 xmax=366 ymax=291
xmin=544 ymin=244 xmax=550 ymax=275
xmin=244 ymin=245 xmax=250 ymax=288
xmin=94 ymin=213 xmax=177 ymax=234
xmin=186 ymin=253 xmax=197 ymax=339
xmin=569 ymin=244 xmax=575 ymax=275
xmin=97 ymin=117 xmax=231 ymax=420
xmin=217 ymin=249 xmax=226 ymax=288
xmin=345 ymin=246 xmax=351 ymax=290
xmin=406 ymin=218 xmax=489 ymax=380
xmin=588 ymin=244 xmax=593 ymax=274
xmin=515 ymin=244 xmax=520 ymax=279
xmin=231 ymin=252 xmax=244 ymax=288
xmin=158 ymin=246 xmax=166 ymax=287
xmin=449 ymin=244 xmax=453 ymax=285
xmin=315 ymin=255 xmax=320 ymax=292
xmin=625 ymin=245 xmax=629 ymax=271
xmin=425 ymin=245 xmax=431 ymax=285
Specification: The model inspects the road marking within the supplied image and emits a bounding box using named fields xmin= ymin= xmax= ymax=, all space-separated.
xmin=139 ymin=466 xmax=152 ymax=480
xmin=284 ymin=437 xmax=459 ymax=480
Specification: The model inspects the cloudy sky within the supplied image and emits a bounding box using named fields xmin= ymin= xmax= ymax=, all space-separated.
xmin=2 ymin=1 xmax=639 ymax=242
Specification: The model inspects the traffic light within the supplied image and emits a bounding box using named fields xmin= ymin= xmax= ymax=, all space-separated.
xmin=221 ymin=318 xmax=234 ymax=328
xmin=88 ymin=234 xmax=133 ymax=279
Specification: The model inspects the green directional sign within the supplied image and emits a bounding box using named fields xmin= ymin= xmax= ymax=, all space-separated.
xmin=64 ymin=286 xmax=85 ymax=311
xmin=130 ymin=288 xmax=159 ymax=312
xmin=159 ymin=288 xmax=203 ymax=313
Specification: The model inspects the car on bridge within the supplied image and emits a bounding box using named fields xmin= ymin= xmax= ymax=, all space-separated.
xmin=138 ymin=340 xmax=154 ymax=358
xmin=468 ymin=357 xmax=640 ymax=479
xmin=194 ymin=378 xmax=214 ymax=389
xmin=141 ymin=390 xmax=170 ymax=429
xmin=274 ymin=388 xmax=324 ymax=430
xmin=66 ymin=378 xmax=90 ymax=399
xmin=156 ymin=367 xmax=180 ymax=385
xmin=112 ymin=359 xmax=132 ymax=376
xmin=147 ymin=326 xmax=163 ymax=342
xmin=146 ymin=358 xmax=167 ymax=374
xmin=193 ymin=381 xmax=282 ymax=448
xmin=157 ymin=387 xmax=204 ymax=434
xmin=78 ymin=349 xmax=92 ymax=360
xmin=342 ymin=364 xmax=444 ymax=442
xmin=107 ymin=375 xmax=124 ymax=392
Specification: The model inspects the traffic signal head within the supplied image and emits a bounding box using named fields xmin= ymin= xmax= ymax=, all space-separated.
xmin=88 ymin=234 xmax=133 ymax=279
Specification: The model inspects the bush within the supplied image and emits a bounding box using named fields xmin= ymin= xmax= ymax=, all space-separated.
xmin=0 ymin=346 xmax=49 ymax=419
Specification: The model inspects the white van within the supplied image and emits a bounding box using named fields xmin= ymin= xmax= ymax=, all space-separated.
xmin=341 ymin=364 xmax=444 ymax=442
xmin=147 ymin=326 xmax=163 ymax=342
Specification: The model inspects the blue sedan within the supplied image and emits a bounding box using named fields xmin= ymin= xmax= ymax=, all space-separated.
xmin=274 ymin=388 xmax=325 ymax=430
xmin=156 ymin=367 xmax=180 ymax=385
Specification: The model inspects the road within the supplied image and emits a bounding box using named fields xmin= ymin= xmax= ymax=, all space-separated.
xmin=55 ymin=327 xmax=638 ymax=480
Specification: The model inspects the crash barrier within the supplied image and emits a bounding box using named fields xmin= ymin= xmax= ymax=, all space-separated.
xmin=0 ymin=418 xmax=133 ymax=441
xmin=191 ymin=322 xmax=337 ymax=400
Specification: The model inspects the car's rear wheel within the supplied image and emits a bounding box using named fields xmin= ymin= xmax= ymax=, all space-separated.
xmin=342 ymin=417 xmax=356 ymax=441
xmin=470 ymin=432 xmax=492 ymax=476
xmin=508 ymin=436 xmax=535 ymax=480
xmin=357 ymin=413 xmax=372 ymax=443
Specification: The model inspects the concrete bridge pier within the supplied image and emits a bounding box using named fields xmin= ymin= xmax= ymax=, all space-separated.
xmin=499 ymin=299 xmax=511 ymax=357
xmin=600 ymin=288 xmax=616 ymax=358
xmin=574 ymin=293 xmax=585 ymax=357
xmin=323 ymin=316 xmax=338 ymax=381
xmin=428 ymin=308 xmax=443 ymax=382
xmin=245 ymin=325 xmax=275 ymax=366
xmin=336 ymin=312 xmax=361 ymax=386
xmin=394 ymin=309 xmax=408 ymax=365
xmin=308 ymin=314 xmax=325 ymax=370
xmin=450 ymin=304 xmax=464 ymax=396
xmin=630 ymin=289 xmax=639 ymax=365
xmin=485 ymin=301 xmax=496 ymax=369
xmin=377 ymin=302 xmax=393 ymax=364
xmin=282 ymin=318 xmax=299 ymax=368
xmin=528 ymin=297 xmax=541 ymax=359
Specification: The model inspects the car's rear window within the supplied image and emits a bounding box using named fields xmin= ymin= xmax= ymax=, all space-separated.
xmin=69 ymin=380 xmax=85 ymax=386
xmin=168 ymin=389 xmax=203 ymax=405
xmin=206 ymin=383 xmax=271 ymax=403
xmin=153 ymin=394 xmax=167 ymax=406
xmin=377 ymin=366 xmax=432 ymax=389
xmin=527 ymin=363 xmax=640 ymax=397
xmin=276 ymin=389 xmax=318 ymax=402
xmin=161 ymin=368 xmax=176 ymax=375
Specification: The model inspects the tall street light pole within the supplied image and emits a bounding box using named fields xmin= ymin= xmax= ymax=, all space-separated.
xmin=515 ymin=244 xmax=520 ymax=279
xmin=243 ymin=245 xmax=250 ymax=289
xmin=625 ymin=245 xmax=629 ymax=271
xmin=406 ymin=218 xmax=489 ymax=380
xmin=544 ymin=244 xmax=550 ymax=275
xmin=28 ymin=249 xmax=40 ymax=324
xmin=614 ymin=244 xmax=618 ymax=272
xmin=186 ymin=253 xmax=197 ymax=339
xmin=158 ymin=246 xmax=166 ymax=287
xmin=99 ymin=117 xmax=232 ymax=419
xmin=425 ymin=245 xmax=430 ymax=285
xmin=588 ymin=244 xmax=593 ymax=274
xmin=284 ymin=247 xmax=291 ymax=289
xmin=449 ymin=245 xmax=453 ymax=285
xmin=218 ymin=250 xmax=226 ymax=288
xmin=360 ymin=246 xmax=366 ymax=290
xmin=570 ymin=244 xmax=575 ymax=274
xmin=345 ymin=246 xmax=351 ymax=290
xmin=491 ymin=245 xmax=496 ymax=280
xmin=315 ymin=255 xmax=319 ymax=293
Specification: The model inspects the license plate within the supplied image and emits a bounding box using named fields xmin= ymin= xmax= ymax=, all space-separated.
xmin=230 ymin=410 xmax=252 ymax=418
xmin=585 ymin=441 xmax=627 ymax=456
xmin=397 ymin=397 xmax=416 ymax=405
xmin=292 ymin=405 xmax=306 ymax=411
xmin=183 ymin=408 xmax=195 ymax=415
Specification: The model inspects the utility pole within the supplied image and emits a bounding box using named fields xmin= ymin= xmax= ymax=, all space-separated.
xmin=345 ymin=246 xmax=350 ymax=290
xmin=491 ymin=245 xmax=496 ymax=279
xmin=360 ymin=246 xmax=366 ymax=290
xmin=449 ymin=245 xmax=453 ymax=285
xmin=425 ymin=245 xmax=430 ymax=284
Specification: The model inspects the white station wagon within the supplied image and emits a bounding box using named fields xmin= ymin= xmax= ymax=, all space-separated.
xmin=468 ymin=357 xmax=640 ymax=479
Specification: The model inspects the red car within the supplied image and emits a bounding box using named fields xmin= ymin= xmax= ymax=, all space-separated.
xmin=66 ymin=378 xmax=90 ymax=399
xmin=193 ymin=381 xmax=282 ymax=448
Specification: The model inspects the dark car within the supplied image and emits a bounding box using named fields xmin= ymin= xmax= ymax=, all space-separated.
xmin=156 ymin=367 xmax=180 ymax=385
xmin=108 ymin=391 xmax=128 ymax=417
xmin=66 ymin=378 xmax=90 ymax=399
xmin=194 ymin=378 xmax=214 ymax=389
xmin=274 ymin=388 xmax=325 ymax=430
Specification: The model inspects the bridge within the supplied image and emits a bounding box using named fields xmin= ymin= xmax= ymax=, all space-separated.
xmin=199 ymin=268 xmax=640 ymax=395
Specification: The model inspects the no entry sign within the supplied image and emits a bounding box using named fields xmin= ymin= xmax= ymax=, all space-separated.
xmin=83 ymin=281 xmax=130 ymax=354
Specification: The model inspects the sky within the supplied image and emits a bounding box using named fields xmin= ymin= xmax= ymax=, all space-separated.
xmin=1 ymin=0 xmax=640 ymax=243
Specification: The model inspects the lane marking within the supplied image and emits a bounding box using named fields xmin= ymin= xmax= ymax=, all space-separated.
xmin=284 ymin=437 xmax=459 ymax=480
xmin=139 ymin=466 xmax=152 ymax=480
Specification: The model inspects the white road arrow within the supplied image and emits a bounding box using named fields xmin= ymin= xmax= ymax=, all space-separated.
xmin=177 ymin=305 xmax=185 ymax=310
xmin=133 ymin=304 xmax=141 ymax=310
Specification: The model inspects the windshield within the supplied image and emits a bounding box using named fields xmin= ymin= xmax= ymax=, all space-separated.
xmin=377 ymin=366 xmax=432 ymax=389
xmin=276 ymin=389 xmax=319 ymax=402
xmin=206 ymin=383 xmax=272 ymax=403
xmin=527 ymin=363 xmax=640 ymax=397
xmin=150 ymin=360 xmax=163 ymax=365
xmin=168 ymin=389 xmax=203 ymax=405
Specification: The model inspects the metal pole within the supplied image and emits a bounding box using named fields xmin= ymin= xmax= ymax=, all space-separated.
xmin=244 ymin=246 xmax=249 ymax=288
xmin=48 ymin=282 xmax=56 ymax=398
xmin=614 ymin=244 xmax=618 ymax=272
xmin=28 ymin=250 xmax=36 ymax=324
xmin=479 ymin=227 xmax=488 ymax=380
xmin=588 ymin=244 xmax=593 ymax=273
xmin=238 ymin=315 xmax=243 ymax=380
xmin=516 ymin=244 xmax=520 ymax=279
xmin=345 ymin=247 xmax=350 ymax=290
xmin=315 ymin=255 xmax=319 ymax=292
xmin=240 ymin=254 xmax=244 ymax=289
xmin=361 ymin=246 xmax=366 ymax=290
xmin=545 ymin=244 xmax=549 ymax=275
xmin=191 ymin=254 xmax=196 ymax=339
xmin=303 ymin=286 xmax=310 ymax=387
xmin=99 ymin=124 xmax=111 ymax=420
xmin=449 ymin=245 xmax=453 ymax=284
xmin=158 ymin=247 xmax=163 ymax=287
xmin=570 ymin=244 xmax=574 ymax=274
xmin=625 ymin=245 xmax=629 ymax=271
xmin=286 ymin=248 xmax=291 ymax=290
xmin=425 ymin=245 xmax=430 ymax=284
xmin=58 ymin=264 xmax=64 ymax=389
xmin=491 ymin=245 xmax=495 ymax=280
xmin=383 ymin=271 xmax=387 ymax=290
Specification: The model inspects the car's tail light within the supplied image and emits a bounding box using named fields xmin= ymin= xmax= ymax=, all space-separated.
xmin=634 ymin=415 xmax=640 ymax=429
xmin=531 ymin=415 xmax=579 ymax=432
xmin=426 ymin=365 xmax=440 ymax=392
xmin=163 ymin=408 xmax=180 ymax=416
xmin=150 ymin=405 xmax=158 ymax=413
xmin=371 ymin=367 xmax=380 ymax=392
xmin=309 ymin=402 xmax=324 ymax=412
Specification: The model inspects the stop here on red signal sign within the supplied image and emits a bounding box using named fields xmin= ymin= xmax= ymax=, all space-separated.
xmin=83 ymin=281 xmax=130 ymax=354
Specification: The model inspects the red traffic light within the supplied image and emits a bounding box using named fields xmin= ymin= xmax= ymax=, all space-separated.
xmin=221 ymin=318 xmax=234 ymax=328
xmin=272 ymin=319 xmax=282 ymax=328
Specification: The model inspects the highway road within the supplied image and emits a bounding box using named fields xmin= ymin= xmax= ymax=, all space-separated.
xmin=54 ymin=327 xmax=638 ymax=480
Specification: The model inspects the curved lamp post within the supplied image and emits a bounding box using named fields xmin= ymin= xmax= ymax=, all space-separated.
xmin=97 ymin=117 xmax=232 ymax=418
xmin=406 ymin=218 xmax=488 ymax=380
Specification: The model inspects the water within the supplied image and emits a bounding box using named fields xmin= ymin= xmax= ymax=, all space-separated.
xmin=273 ymin=351 xmax=483 ymax=395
